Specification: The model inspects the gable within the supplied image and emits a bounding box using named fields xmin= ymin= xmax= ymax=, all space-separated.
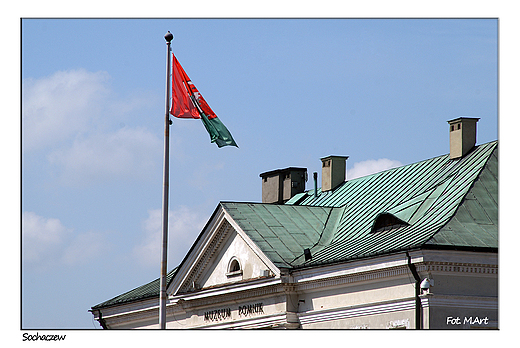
xmin=167 ymin=205 xmax=279 ymax=296
xmin=197 ymin=229 xmax=272 ymax=289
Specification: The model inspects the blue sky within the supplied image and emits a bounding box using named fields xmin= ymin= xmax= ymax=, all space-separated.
xmin=20 ymin=18 xmax=501 ymax=330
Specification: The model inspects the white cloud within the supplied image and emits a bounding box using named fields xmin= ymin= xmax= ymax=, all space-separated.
xmin=22 ymin=211 xmax=70 ymax=264
xmin=22 ymin=69 xmax=110 ymax=151
xmin=47 ymin=126 xmax=161 ymax=186
xmin=23 ymin=69 xmax=162 ymax=186
xmin=133 ymin=207 xmax=206 ymax=268
xmin=348 ymin=158 xmax=403 ymax=180
xmin=22 ymin=211 xmax=110 ymax=269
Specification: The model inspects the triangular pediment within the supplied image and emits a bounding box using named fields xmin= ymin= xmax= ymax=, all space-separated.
xmin=167 ymin=204 xmax=279 ymax=296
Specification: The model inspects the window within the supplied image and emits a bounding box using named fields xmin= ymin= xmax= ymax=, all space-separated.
xmin=229 ymin=259 xmax=240 ymax=272
xmin=371 ymin=213 xmax=409 ymax=233
xmin=226 ymin=257 xmax=243 ymax=278
xmin=450 ymin=123 xmax=461 ymax=132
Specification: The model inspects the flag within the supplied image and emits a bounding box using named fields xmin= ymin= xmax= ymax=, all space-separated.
xmin=171 ymin=55 xmax=199 ymax=119
xmin=170 ymin=54 xmax=238 ymax=148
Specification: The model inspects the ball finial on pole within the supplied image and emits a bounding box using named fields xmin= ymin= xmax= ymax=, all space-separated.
xmin=165 ymin=31 xmax=174 ymax=43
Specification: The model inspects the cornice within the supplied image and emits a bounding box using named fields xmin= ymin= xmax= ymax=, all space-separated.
xmin=175 ymin=281 xmax=285 ymax=310
xmin=298 ymin=297 xmax=416 ymax=327
xmin=422 ymin=261 xmax=498 ymax=275
xmin=295 ymin=264 xmax=411 ymax=292
xmin=293 ymin=258 xmax=497 ymax=293
xmin=101 ymin=305 xmax=159 ymax=327
xmin=95 ymin=297 xmax=158 ymax=318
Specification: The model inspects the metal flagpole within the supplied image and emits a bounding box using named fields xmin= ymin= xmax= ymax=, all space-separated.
xmin=159 ymin=31 xmax=173 ymax=330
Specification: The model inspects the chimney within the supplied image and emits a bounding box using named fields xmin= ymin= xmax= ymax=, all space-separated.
xmin=260 ymin=167 xmax=307 ymax=204
xmin=447 ymin=117 xmax=479 ymax=159
xmin=321 ymin=155 xmax=348 ymax=192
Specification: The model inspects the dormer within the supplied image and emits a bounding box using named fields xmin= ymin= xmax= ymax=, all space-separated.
xmin=370 ymin=212 xmax=409 ymax=233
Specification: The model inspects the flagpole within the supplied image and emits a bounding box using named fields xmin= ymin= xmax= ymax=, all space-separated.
xmin=159 ymin=31 xmax=173 ymax=330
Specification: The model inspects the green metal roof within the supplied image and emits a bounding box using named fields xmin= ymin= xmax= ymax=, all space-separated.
xmin=221 ymin=203 xmax=345 ymax=268
xmin=92 ymin=268 xmax=178 ymax=309
xmin=220 ymin=141 xmax=497 ymax=270
xmin=425 ymin=145 xmax=498 ymax=248
xmin=283 ymin=141 xmax=498 ymax=267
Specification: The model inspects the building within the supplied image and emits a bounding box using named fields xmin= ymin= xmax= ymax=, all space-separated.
xmin=90 ymin=117 xmax=498 ymax=329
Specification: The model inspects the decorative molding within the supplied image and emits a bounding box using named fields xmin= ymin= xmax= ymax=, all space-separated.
xmin=423 ymin=261 xmax=498 ymax=275
xmin=299 ymin=298 xmax=416 ymax=326
xmin=102 ymin=305 xmax=159 ymax=327
xmin=295 ymin=264 xmax=411 ymax=292
xmin=179 ymin=220 xmax=232 ymax=293
xmin=177 ymin=282 xmax=285 ymax=309
xmin=294 ymin=259 xmax=498 ymax=293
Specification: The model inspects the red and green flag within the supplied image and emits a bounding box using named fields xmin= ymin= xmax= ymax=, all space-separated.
xmin=170 ymin=54 xmax=238 ymax=148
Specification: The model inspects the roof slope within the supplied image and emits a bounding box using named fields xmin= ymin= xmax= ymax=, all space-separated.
xmin=92 ymin=268 xmax=178 ymax=309
xmin=425 ymin=145 xmax=498 ymax=248
xmin=221 ymin=203 xmax=345 ymax=268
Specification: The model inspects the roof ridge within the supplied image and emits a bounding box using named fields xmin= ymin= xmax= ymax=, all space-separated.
xmin=288 ymin=205 xmax=345 ymax=265
xmin=292 ymin=140 xmax=498 ymax=204
xmin=314 ymin=206 xmax=346 ymax=249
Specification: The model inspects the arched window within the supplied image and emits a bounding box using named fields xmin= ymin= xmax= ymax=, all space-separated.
xmin=226 ymin=257 xmax=243 ymax=277
xmin=229 ymin=259 xmax=240 ymax=272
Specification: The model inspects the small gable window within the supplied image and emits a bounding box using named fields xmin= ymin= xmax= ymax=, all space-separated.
xmin=371 ymin=213 xmax=409 ymax=233
xmin=226 ymin=257 xmax=243 ymax=278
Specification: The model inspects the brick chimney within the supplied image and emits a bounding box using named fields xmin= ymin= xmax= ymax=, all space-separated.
xmin=260 ymin=167 xmax=307 ymax=204
xmin=321 ymin=155 xmax=348 ymax=192
xmin=447 ymin=117 xmax=479 ymax=159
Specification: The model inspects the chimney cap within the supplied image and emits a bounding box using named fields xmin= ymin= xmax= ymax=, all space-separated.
xmin=259 ymin=167 xmax=307 ymax=178
xmin=447 ymin=117 xmax=480 ymax=125
xmin=320 ymin=155 xmax=349 ymax=161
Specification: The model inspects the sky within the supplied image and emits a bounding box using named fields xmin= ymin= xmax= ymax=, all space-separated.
xmin=17 ymin=15 xmax=507 ymax=333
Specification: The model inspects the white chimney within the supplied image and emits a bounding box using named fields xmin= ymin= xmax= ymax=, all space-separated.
xmin=447 ymin=117 xmax=479 ymax=159
xmin=321 ymin=155 xmax=348 ymax=192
